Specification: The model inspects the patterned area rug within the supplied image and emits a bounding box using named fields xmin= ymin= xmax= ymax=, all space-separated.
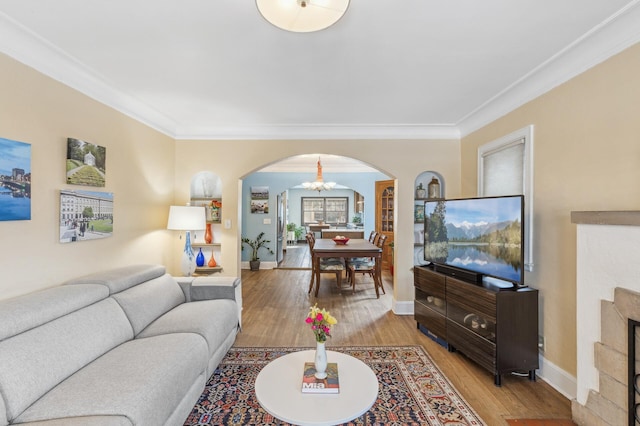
xmin=184 ymin=345 xmax=486 ymax=426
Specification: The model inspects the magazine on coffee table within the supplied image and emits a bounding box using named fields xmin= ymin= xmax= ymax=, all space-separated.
xmin=301 ymin=362 xmax=340 ymax=393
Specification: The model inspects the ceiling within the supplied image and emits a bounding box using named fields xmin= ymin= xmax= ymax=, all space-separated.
xmin=0 ymin=0 xmax=639 ymax=140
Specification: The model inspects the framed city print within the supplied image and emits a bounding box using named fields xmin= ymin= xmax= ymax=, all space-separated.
xmin=59 ymin=190 xmax=113 ymax=243
xmin=0 ymin=137 xmax=31 ymax=221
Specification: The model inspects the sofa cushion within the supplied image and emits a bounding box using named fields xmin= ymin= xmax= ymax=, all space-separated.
xmin=0 ymin=284 xmax=108 ymax=341
xmin=0 ymin=298 xmax=133 ymax=423
xmin=14 ymin=333 xmax=208 ymax=426
xmin=137 ymin=299 xmax=239 ymax=359
xmin=0 ymin=394 xmax=6 ymax=426
xmin=16 ymin=416 xmax=133 ymax=425
xmin=110 ymin=274 xmax=185 ymax=335
xmin=64 ymin=264 xmax=166 ymax=295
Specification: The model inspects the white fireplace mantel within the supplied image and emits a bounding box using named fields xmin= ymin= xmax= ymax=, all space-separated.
xmin=572 ymin=210 xmax=640 ymax=404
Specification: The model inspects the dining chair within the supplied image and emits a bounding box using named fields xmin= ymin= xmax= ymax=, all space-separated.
xmin=345 ymin=230 xmax=378 ymax=283
xmin=347 ymin=234 xmax=387 ymax=297
xmin=306 ymin=233 xmax=345 ymax=297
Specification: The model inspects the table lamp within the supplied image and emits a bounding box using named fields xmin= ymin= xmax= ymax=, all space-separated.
xmin=167 ymin=205 xmax=206 ymax=276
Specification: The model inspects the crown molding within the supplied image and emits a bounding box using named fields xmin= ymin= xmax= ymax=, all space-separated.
xmin=2 ymin=3 xmax=639 ymax=141
xmin=174 ymin=124 xmax=460 ymax=141
xmin=0 ymin=12 xmax=179 ymax=137
xmin=457 ymin=0 xmax=640 ymax=138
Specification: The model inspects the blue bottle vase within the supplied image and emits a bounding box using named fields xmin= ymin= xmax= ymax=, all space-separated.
xmin=196 ymin=248 xmax=205 ymax=267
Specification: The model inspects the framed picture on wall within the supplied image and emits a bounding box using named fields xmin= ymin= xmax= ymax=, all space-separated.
xmin=251 ymin=186 xmax=269 ymax=214
xmin=0 ymin=137 xmax=31 ymax=221
xmin=66 ymin=138 xmax=106 ymax=187
xmin=414 ymin=204 xmax=425 ymax=223
xmin=59 ymin=189 xmax=113 ymax=243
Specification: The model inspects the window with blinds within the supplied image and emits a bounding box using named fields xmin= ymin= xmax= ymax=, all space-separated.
xmin=478 ymin=125 xmax=534 ymax=271
xmin=481 ymin=140 xmax=525 ymax=196
xmin=302 ymin=197 xmax=348 ymax=226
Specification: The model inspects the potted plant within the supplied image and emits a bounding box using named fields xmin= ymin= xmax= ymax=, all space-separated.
xmin=295 ymin=225 xmax=306 ymax=241
xmin=242 ymin=231 xmax=274 ymax=271
xmin=286 ymin=223 xmax=298 ymax=243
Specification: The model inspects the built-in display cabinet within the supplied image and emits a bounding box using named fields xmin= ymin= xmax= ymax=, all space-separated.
xmin=190 ymin=197 xmax=222 ymax=275
xmin=413 ymin=171 xmax=444 ymax=266
xmin=189 ymin=171 xmax=223 ymax=276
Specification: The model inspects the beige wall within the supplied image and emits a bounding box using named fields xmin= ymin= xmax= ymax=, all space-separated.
xmin=461 ymin=42 xmax=640 ymax=376
xmin=0 ymin=50 xmax=463 ymax=307
xmin=173 ymin=139 xmax=461 ymax=302
xmin=5 ymin=37 xmax=638 ymax=382
xmin=0 ymin=54 xmax=176 ymax=300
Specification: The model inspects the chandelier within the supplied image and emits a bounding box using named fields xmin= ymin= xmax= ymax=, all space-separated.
xmin=302 ymin=157 xmax=336 ymax=192
xmin=256 ymin=0 xmax=350 ymax=33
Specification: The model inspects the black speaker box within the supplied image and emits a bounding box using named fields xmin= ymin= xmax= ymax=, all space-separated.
xmin=433 ymin=264 xmax=482 ymax=284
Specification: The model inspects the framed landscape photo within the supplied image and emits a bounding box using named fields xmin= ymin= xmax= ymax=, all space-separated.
xmin=0 ymin=137 xmax=31 ymax=221
xmin=59 ymin=189 xmax=113 ymax=243
xmin=414 ymin=204 xmax=425 ymax=223
xmin=250 ymin=186 xmax=269 ymax=214
xmin=66 ymin=138 xmax=106 ymax=187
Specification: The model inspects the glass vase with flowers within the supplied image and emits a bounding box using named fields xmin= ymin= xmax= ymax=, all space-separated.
xmin=305 ymin=304 xmax=337 ymax=379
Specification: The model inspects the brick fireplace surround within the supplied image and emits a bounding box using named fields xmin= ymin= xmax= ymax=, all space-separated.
xmin=571 ymin=211 xmax=640 ymax=425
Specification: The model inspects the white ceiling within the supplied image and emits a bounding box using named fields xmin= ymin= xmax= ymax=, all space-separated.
xmin=0 ymin=0 xmax=639 ymax=141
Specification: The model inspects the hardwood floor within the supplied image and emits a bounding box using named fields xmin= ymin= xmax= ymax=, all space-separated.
xmin=274 ymin=243 xmax=312 ymax=269
xmin=235 ymin=244 xmax=573 ymax=425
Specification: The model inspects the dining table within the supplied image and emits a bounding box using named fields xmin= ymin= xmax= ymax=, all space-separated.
xmin=311 ymin=238 xmax=384 ymax=298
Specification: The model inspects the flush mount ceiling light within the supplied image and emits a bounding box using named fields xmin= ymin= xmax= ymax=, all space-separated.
xmin=302 ymin=157 xmax=336 ymax=192
xmin=256 ymin=0 xmax=350 ymax=33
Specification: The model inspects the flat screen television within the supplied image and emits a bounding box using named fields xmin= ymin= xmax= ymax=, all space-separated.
xmin=423 ymin=195 xmax=525 ymax=287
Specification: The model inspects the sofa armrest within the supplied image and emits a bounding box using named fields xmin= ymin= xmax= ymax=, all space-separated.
xmin=174 ymin=276 xmax=241 ymax=302
xmin=175 ymin=276 xmax=242 ymax=327
xmin=190 ymin=276 xmax=241 ymax=302
xmin=174 ymin=277 xmax=195 ymax=302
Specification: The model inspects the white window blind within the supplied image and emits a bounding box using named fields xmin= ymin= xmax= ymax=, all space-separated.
xmin=478 ymin=126 xmax=533 ymax=272
xmin=482 ymin=139 xmax=525 ymax=196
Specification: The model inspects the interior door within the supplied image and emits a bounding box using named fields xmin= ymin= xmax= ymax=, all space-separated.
xmin=375 ymin=180 xmax=394 ymax=270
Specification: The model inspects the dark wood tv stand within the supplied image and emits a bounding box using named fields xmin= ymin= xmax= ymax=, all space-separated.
xmin=414 ymin=265 xmax=539 ymax=386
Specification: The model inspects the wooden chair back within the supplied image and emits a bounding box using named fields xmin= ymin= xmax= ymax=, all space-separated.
xmin=305 ymin=232 xmax=344 ymax=297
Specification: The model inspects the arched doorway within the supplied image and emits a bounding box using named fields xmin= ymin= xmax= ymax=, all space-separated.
xmin=240 ymin=154 xmax=392 ymax=270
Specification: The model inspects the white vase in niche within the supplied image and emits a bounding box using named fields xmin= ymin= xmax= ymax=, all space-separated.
xmin=314 ymin=341 xmax=328 ymax=379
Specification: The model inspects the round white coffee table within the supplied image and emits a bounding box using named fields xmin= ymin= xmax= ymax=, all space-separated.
xmin=255 ymin=349 xmax=378 ymax=426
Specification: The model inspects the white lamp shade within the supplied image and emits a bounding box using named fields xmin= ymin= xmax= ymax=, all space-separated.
xmin=256 ymin=0 xmax=350 ymax=33
xmin=167 ymin=206 xmax=206 ymax=231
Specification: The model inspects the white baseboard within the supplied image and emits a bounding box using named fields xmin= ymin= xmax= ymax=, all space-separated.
xmin=392 ymin=300 xmax=414 ymax=315
xmin=241 ymin=261 xmax=278 ymax=270
xmin=537 ymin=353 xmax=577 ymax=401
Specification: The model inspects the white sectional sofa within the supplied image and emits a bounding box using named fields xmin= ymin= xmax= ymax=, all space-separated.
xmin=0 ymin=265 xmax=241 ymax=426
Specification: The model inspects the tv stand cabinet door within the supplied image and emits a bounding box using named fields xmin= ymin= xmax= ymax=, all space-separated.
xmin=414 ymin=266 xmax=447 ymax=338
xmin=446 ymin=277 xmax=496 ymax=323
xmin=495 ymin=288 xmax=539 ymax=374
xmin=446 ymin=319 xmax=496 ymax=373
